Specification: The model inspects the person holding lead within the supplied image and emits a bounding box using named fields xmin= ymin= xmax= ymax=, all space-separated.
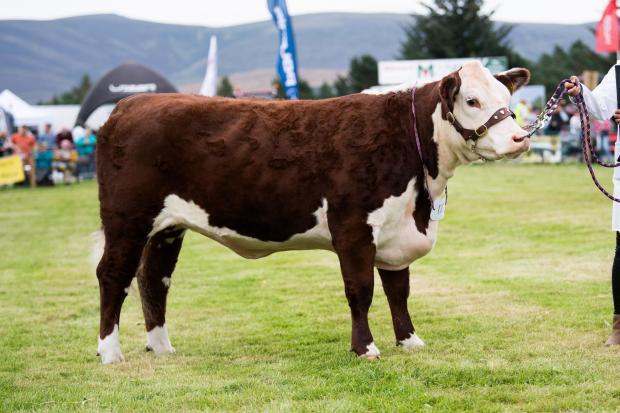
xmin=566 ymin=68 xmax=620 ymax=345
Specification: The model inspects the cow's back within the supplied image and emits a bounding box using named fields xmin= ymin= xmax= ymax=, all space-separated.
xmin=96 ymin=92 xmax=417 ymax=243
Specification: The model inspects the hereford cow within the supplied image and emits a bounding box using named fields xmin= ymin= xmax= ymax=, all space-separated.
xmin=94 ymin=61 xmax=530 ymax=363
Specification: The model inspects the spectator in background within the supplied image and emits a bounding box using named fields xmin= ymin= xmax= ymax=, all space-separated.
xmin=10 ymin=125 xmax=36 ymax=160
xmin=594 ymin=119 xmax=613 ymax=163
xmin=514 ymin=99 xmax=530 ymax=127
xmin=56 ymin=128 xmax=74 ymax=149
xmin=545 ymin=101 xmax=570 ymax=135
xmin=568 ymin=110 xmax=582 ymax=162
xmin=52 ymin=139 xmax=78 ymax=184
xmin=75 ymin=128 xmax=96 ymax=156
xmin=38 ymin=123 xmax=55 ymax=150
xmin=72 ymin=125 xmax=85 ymax=142
xmin=0 ymin=131 xmax=11 ymax=156
xmin=75 ymin=128 xmax=96 ymax=179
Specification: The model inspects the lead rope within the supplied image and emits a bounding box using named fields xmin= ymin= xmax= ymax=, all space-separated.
xmin=525 ymin=80 xmax=620 ymax=203
xmin=411 ymin=87 xmax=448 ymax=210
xmin=574 ymin=92 xmax=620 ymax=202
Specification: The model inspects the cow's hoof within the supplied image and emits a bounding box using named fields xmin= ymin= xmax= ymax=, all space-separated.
xmin=145 ymin=344 xmax=176 ymax=354
xmin=146 ymin=325 xmax=176 ymax=354
xmin=359 ymin=342 xmax=381 ymax=360
xmin=99 ymin=350 xmax=125 ymax=364
xmin=398 ymin=332 xmax=425 ymax=349
xmin=97 ymin=325 xmax=124 ymax=364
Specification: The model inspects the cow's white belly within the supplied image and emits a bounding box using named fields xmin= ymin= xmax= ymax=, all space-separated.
xmin=368 ymin=178 xmax=438 ymax=271
xmin=149 ymin=195 xmax=334 ymax=259
xmin=150 ymin=178 xmax=437 ymax=267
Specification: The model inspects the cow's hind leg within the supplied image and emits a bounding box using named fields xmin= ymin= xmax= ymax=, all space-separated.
xmin=137 ymin=227 xmax=185 ymax=355
xmin=379 ymin=267 xmax=425 ymax=349
xmin=96 ymin=227 xmax=148 ymax=364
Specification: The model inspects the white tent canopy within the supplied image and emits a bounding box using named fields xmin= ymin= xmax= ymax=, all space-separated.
xmin=0 ymin=89 xmax=50 ymax=127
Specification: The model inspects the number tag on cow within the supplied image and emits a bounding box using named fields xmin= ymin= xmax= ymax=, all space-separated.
xmin=430 ymin=198 xmax=446 ymax=221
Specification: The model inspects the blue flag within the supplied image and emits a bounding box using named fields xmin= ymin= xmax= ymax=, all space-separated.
xmin=267 ymin=0 xmax=299 ymax=100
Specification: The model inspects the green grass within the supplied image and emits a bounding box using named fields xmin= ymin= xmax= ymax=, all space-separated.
xmin=2 ymin=163 xmax=620 ymax=412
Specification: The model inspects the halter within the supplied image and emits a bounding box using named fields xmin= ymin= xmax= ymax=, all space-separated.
xmin=441 ymin=100 xmax=517 ymax=141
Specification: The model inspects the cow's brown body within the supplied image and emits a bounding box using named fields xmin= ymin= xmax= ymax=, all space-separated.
xmin=94 ymin=63 xmax=531 ymax=363
xmin=98 ymin=91 xmax=438 ymax=241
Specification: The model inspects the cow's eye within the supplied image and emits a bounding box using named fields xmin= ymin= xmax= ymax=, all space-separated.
xmin=466 ymin=97 xmax=480 ymax=108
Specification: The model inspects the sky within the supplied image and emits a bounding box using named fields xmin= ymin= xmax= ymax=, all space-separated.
xmin=0 ymin=0 xmax=607 ymax=26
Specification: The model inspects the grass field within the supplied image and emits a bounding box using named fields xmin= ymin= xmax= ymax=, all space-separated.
xmin=2 ymin=163 xmax=620 ymax=412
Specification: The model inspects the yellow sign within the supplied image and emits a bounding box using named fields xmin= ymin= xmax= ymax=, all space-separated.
xmin=0 ymin=155 xmax=25 ymax=185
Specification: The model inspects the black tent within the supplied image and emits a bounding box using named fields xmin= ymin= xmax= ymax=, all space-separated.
xmin=75 ymin=63 xmax=177 ymax=126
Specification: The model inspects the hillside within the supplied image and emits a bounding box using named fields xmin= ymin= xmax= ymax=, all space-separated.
xmin=0 ymin=13 xmax=596 ymax=102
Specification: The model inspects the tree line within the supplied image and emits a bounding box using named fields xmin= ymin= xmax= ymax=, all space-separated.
xmin=253 ymin=0 xmax=614 ymax=100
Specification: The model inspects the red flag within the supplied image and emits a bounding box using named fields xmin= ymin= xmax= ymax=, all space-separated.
xmin=596 ymin=0 xmax=619 ymax=53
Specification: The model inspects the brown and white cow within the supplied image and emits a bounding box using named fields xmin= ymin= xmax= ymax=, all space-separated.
xmin=94 ymin=61 xmax=530 ymax=363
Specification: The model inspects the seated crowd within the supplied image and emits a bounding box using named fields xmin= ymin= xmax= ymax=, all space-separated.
xmin=0 ymin=123 xmax=97 ymax=185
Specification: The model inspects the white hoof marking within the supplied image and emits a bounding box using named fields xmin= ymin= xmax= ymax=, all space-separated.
xmin=360 ymin=342 xmax=381 ymax=359
xmin=399 ymin=332 xmax=425 ymax=349
xmin=146 ymin=324 xmax=176 ymax=354
xmin=98 ymin=324 xmax=124 ymax=364
xmin=161 ymin=277 xmax=171 ymax=288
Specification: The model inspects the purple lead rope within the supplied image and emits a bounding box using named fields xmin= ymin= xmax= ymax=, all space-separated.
xmin=532 ymin=80 xmax=620 ymax=203
xmin=574 ymin=92 xmax=620 ymax=203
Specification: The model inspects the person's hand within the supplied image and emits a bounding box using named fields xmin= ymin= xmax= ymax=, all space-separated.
xmin=565 ymin=75 xmax=581 ymax=97
xmin=614 ymin=109 xmax=620 ymax=124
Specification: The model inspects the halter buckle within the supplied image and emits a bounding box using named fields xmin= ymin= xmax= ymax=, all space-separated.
xmin=475 ymin=125 xmax=488 ymax=137
xmin=446 ymin=112 xmax=456 ymax=124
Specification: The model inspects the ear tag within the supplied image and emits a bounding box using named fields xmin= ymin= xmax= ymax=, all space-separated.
xmin=430 ymin=198 xmax=446 ymax=221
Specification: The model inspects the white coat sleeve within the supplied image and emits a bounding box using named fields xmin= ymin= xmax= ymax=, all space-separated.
xmin=580 ymin=65 xmax=617 ymax=120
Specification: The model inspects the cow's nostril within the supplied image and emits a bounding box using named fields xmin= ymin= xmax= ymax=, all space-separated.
xmin=512 ymin=134 xmax=526 ymax=143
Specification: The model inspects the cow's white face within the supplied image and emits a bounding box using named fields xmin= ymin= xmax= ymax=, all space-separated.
xmin=442 ymin=61 xmax=531 ymax=161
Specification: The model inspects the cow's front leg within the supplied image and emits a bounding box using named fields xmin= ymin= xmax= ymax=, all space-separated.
xmin=329 ymin=214 xmax=379 ymax=358
xmin=379 ymin=267 xmax=425 ymax=349
xmin=339 ymin=249 xmax=378 ymax=358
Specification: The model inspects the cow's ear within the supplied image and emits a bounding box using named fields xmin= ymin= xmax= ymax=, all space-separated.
xmin=439 ymin=71 xmax=461 ymax=105
xmin=494 ymin=68 xmax=531 ymax=94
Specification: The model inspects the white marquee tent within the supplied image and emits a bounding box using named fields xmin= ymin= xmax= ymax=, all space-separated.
xmin=0 ymin=89 xmax=50 ymax=128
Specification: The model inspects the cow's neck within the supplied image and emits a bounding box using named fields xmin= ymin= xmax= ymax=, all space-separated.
xmin=428 ymin=104 xmax=466 ymax=199
xmin=409 ymin=81 xmax=480 ymax=200
xmin=407 ymin=82 xmax=450 ymax=200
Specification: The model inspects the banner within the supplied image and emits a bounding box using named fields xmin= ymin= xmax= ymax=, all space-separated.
xmin=0 ymin=155 xmax=25 ymax=185
xmin=267 ymin=0 xmax=299 ymax=100
xmin=199 ymin=35 xmax=218 ymax=97
xmin=596 ymin=0 xmax=619 ymax=53
xmin=378 ymin=57 xmax=508 ymax=86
